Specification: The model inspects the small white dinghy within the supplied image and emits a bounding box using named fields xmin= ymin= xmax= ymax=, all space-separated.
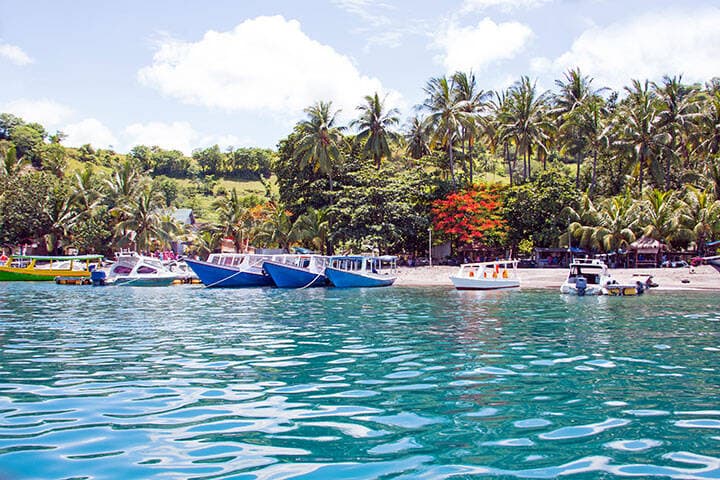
xmin=450 ymin=260 xmax=520 ymax=290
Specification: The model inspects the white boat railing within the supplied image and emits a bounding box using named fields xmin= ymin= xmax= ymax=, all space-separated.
xmin=455 ymin=260 xmax=518 ymax=280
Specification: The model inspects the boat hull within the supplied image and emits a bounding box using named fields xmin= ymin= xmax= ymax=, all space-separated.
xmin=325 ymin=267 xmax=395 ymax=288
xmin=605 ymin=283 xmax=644 ymax=296
xmin=450 ymin=276 xmax=519 ymax=290
xmin=184 ymin=258 xmax=272 ymax=288
xmin=111 ymin=276 xmax=177 ymax=287
xmin=0 ymin=268 xmax=91 ymax=281
xmin=263 ymin=261 xmax=327 ymax=288
xmin=560 ymin=284 xmax=604 ymax=296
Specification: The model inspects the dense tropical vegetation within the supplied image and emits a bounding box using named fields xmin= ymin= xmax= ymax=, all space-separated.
xmin=1 ymin=69 xmax=720 ymax=260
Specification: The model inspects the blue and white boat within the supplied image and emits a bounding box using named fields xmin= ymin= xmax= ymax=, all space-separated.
xmin=325 ymin=255 xmax=397 ymax=288
xmin=263 ymin=255 xmax=329 ymax=288
xmin=184 ymin=253 xmax=273 ymax=288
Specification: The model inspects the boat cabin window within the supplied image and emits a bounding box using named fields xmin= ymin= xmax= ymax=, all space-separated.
xmin=137 ymin=266 xmax=157 ymax=274
xmin=114 ymin=265 xmax=133 ymax=274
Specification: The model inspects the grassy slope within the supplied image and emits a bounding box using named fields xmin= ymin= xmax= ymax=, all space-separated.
xmin=64 ymin=154 xmax=274 ymax=224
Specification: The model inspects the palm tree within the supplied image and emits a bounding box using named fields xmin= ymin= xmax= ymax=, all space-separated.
xmin=215 ymin=188 xmax=247 ymax=252
xmin=619 ymin=80 xmax=669 ymax=194
xmin=487 ymin=90 xmax=517 ymax=185
xmin=502 ymin=76 xmax=552 ymax=181
xmin=422 ymin=76 xmax=465 ymax=189
xmin=553 ymin=68 xmax=603 ymax=188
xmin=294 ymin=101 xmax=346 ymax=194
xmin=577 ymin=97 xmax=611 ymax=194
xmin=559 ymin=192 xmax=600 ymax=250
xmin=351 ymin=92 xmax=400 ymax=168
xmin=254 ymin=202 xmax=298 ymax=252
xmin=192 ymin=227 xmax=223 ymax=259
xmin=594 ymin=193 xmax=637 ymax=255
xmin=295 ymin=206 xmax=329 ymax=254
xmin=404 ymin=116 xmax=432 ymax=160
xmin=652 ymin=75 xmax=699 ymax=188
xmin=696 ymin=88 xmax=720 ymax=163
xmin=114 ymin=185 xmax=176 ymax=252
xmin=44 ymin=184 xmax=82 ymax=254
xmin=73 ymin=164 xmax=102 ymax=213
xmin=452 ymin=71 xmax=491 ymax=184
xmin=680 ymin=186 xmax=720 ymax=256
xmin=638 ymin=188 xmax=690 ymax=247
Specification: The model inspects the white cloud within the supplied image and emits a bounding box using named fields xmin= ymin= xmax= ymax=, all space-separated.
xmin=2 ymin=98 xmax=74 ymax=127
xmin=434 ymin=18 xmax=533 ymax=74
xmin=137 ymin=15 xmax=400 ymax=119
xmin=534 ymin=7 xmax=720 ymax=89
xmin=64 ymin=118 xmax=118 ymax=149
xmin=461 ymin=0 xmax=552 ymax=13
xmin=122 ymin=121 xmax=245 ymax=154
xmin=0 ymin=42 xmax=33 ymax=65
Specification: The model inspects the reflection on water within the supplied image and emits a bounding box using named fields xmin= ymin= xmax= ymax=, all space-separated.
xmin=0 ymin=283 xmax=719 ymax=479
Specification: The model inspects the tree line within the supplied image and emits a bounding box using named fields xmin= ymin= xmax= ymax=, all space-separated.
xmin=1 ymin=68 xmax=719 ymax=258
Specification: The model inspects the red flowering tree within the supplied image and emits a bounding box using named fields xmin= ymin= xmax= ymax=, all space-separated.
xmin=432 ymin=184 xmax=508 ymax=248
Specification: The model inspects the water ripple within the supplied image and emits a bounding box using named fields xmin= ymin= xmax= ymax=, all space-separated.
xmin=0 ymin=285 xmax=718 ymax=478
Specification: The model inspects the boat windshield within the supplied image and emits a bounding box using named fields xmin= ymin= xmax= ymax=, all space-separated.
xmin=568 ymin=266 xmax=603 ymax=284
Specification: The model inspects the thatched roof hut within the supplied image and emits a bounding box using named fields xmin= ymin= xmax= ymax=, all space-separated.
xmin=630 ymin=236 xmax=666 ymax=267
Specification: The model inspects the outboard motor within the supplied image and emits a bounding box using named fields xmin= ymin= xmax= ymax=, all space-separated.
xmin=91 ymin=270 xmax=107 ymax=286
xmin=575 ymin=276 xmax=588 ymax=296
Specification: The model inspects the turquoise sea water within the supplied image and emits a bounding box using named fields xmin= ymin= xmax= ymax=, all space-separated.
xmin=0 ymin=283 xmax=719 ymax=479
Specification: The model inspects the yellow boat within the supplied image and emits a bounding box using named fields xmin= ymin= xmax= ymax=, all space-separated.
xmin=0 ymin=254 xmax=104 ymax=281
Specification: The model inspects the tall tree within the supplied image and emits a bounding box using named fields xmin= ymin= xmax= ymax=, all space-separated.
xmin=502 ymin=76 xmax=552 ymax=181
xmin=653 ymin=75 xmax=699 ymax=188
xmin=577 ymin=96 xmax=611 ymax=194
xmin=422 ymin=76 xmax=465 ymax=189
xmin=293 ymin=101 xmax=346 ymax=194
xmin=553 ymin=68 xmax=602 ymax=188
xmin=404 ymin=116 xmax=432 ymax=160
xmin=452 ymin=71 xmax=490 ymax=185
xmin=619 ymin=80 xmax=668 ymax=194
xmin=487 ymin=91 xmax=516 ymax=185
xmin=351 ymin=92 xmax=400 ymax=168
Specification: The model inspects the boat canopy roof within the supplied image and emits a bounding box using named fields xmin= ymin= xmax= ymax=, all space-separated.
xmin=9 ymin=254 xmax=103 ymax=261
xmin=460 ymin=260 xmax=517 ymax=268
xmin=330 ymin=255 xmax=397 ymax=261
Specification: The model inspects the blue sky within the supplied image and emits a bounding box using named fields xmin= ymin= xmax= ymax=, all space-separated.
xmin=1 ymin=0 xmax=719 ymax=154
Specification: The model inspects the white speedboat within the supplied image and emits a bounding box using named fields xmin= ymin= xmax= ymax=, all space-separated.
xmin=560 ymin=258 xmax=613 ymax=296
xmin=450 ymin=260 xmax=519 ymax=290
xmin=93 ymin=252 xmax=177 ymax=287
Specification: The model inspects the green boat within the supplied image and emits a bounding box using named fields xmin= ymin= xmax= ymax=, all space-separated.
xmin=0 ymin=254 xmax=104 ymax=281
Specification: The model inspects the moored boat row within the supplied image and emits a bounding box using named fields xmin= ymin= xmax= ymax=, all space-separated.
xmin=185 ymin=253 xmax=398 ymax=289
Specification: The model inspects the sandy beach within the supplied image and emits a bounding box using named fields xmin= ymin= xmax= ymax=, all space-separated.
xmin=395 ymin=264 xmax=720 ymax=291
